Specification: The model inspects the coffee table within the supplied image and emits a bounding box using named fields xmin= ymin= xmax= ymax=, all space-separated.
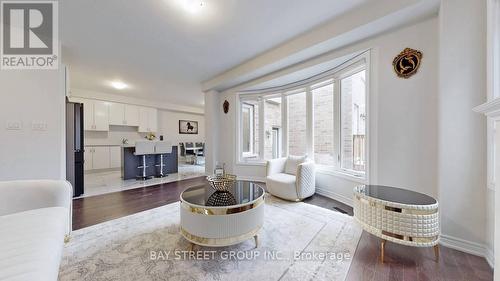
xmin=353 ymin=185 xmax=439 ymax=263
xmin=180 ymin=180 xmax=265 ymax=247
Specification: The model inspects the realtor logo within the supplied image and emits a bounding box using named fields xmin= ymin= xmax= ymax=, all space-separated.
xmin=1 ymin=1 xmax=58 ymax=69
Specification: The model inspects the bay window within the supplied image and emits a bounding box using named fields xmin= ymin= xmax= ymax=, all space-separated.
xmin=237 ymin=53 xmax=368 ymax=179
xmin=241 ymin=100 xmax=260 ymax=159
xmin=287 ymin=90 xmax=307 ymax=156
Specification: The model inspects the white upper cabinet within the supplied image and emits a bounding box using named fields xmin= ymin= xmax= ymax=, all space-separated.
xmin=83 ymin=100 xmax=109 ymax=131
xmin=83 ymin=100 xmax=94 ymax=131
xmin=125 ymin=105 xmax=140 ymax=126
xmin=109 ymin=102 xmax=140 ymax=127
xmin=138 ymin=107 xmax=158 ymax=133
xmin=108 ymin=102 xmax=125 ymax=125
xmin=93 ymin=101 xmax=109 ymax=131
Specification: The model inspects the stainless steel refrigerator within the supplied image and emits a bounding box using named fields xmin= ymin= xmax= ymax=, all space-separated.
xmin=66 ymin=100 xmax=84 ymax=197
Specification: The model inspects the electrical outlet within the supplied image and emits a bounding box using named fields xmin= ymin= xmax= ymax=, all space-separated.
xmin=32 ymin=121 xmax=47 ymax=131
xmin=6 ymin=121 xmax=22 ymax=130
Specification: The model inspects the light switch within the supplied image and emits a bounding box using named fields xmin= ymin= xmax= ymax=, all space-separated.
xmin=32 ymin=121 xmax=47 ymax=131
xmin=6 ymin=121 xmax=22 ymax=130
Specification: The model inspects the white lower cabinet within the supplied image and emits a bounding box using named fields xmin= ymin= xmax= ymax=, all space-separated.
xmin=92 ymin=147 xmax=111 ymax=170
xmin=84 ymin=149 xmax=92 ymax=171
xmin=84 ymin=146 xmax=121 ymax=171
xmin=109 ymin=146 xmax=122 ymax=168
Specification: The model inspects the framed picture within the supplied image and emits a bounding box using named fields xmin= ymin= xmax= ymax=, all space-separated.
xmin=179 ymin=120 xmax=198 ymax=134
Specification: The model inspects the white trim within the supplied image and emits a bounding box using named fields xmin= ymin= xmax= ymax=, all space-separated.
xmin=235 ymin=161 xmax=266 ymax=167
xmin=69 ymin=88 xmax=203 ymax=115
xmin=315 ymin=187 xmax=353 ymax=206
xmin=236 ymin=175 xmax=266 ymax=183
xmin=316 ymin=167 xmax=367 ymax=184
xmin=486 ymin=246 xmax=495 ymax=269
xmin=440 ymin=234 xmax=493 ymax=268
xmin=474 ymin=98 xmax=500 ymax=118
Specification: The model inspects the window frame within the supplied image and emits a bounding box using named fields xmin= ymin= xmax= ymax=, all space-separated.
xmin=236 ymin=51 xmax=370 ymax=181
xmin=241 ymin=102 xmax=255 ymax=157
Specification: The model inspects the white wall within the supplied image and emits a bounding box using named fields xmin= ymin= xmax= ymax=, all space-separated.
xmin=211 ymin=17 xmax=439 ymax=194
xmin=438 ymin=0 xmax=487 ymax=254
xmin=208 ymin=14 xmax=490 ymax=255
xmin=84 ymin=110 xmax=205 ymax=147
xmin=157 ymin=110 xmax=205 ymax=146
xmin=0 ymin=70 xmax=66 ymax=180
xmin=73 ymin=88 xmax=206 ymax=148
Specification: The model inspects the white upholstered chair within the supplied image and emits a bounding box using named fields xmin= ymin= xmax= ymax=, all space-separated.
xmin=265 ymin=155 xmax=316 ymax=201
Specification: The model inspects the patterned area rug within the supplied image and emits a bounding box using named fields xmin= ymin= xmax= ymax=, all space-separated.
xmin=59 ymin=196 xmax=362 ymax=281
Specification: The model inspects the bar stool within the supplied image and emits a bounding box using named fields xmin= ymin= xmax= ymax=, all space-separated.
xmin=134 ymin=141 xmax=155 ymax=180
xmin=155 ymin=141 xmax=172 ymax=178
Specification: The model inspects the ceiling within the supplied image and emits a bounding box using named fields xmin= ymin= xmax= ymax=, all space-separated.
xmin=61 ymin=0 xmax=367 ymax=109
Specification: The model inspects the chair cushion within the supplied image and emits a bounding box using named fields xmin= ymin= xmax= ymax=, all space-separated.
xmin=266 ymin=173 xmax=298 ymax=201
xmin=0 ymin=207 xmax=67 ymax=281
xmin=284 ymin=155 xmax=307 ymax=175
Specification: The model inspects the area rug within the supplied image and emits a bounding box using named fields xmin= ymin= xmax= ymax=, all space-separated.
xmin=59 ymin=196 xmax=362 ymax=281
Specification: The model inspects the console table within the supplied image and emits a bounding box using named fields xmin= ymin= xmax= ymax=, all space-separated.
xmin=353 ymin=185 xmax=439 ymax=263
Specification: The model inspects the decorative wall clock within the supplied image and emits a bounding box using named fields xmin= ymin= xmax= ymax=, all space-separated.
xmin=223 ymin=100 xmax=229 ymax=114
xmin=393 ymin=48 xmax=422 ymax=79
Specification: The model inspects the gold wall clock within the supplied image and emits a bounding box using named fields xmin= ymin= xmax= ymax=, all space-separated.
xmin=393 ymin=48 xmax=422 ymax=79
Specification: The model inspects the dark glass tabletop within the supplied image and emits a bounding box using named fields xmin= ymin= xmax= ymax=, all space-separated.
xmin=354 ymin=185 xmax=436 ymax=205
xmin=180 ymin=180 xmax=265 ymax=207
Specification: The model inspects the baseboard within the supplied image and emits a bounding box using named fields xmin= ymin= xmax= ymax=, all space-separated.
xmin=315 ymin=187 xmax=353 ymax=206
xmin=485 ymin=246 xmax=494 ymax=269
xmin=440 ymin=234 xmax=494 ymax=268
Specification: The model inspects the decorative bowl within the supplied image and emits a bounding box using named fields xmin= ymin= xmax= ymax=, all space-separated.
xmin=207 ymin=174 xmax=237 ymax=191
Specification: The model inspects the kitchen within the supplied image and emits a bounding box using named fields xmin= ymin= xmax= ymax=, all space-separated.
xmin=66 ymin=89 xmax=206 ymax=198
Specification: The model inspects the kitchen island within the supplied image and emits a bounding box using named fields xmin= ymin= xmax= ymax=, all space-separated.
xmin=122 ymin=145 xmax=178 ymax=180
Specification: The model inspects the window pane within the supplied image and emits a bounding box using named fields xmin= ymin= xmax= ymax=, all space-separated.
xmin=313 ymin=82 xmax=335 ymax=166
xmin=241 ymin=100 xmax=260 ymax=159
xmin=287 ymin=91 xmax=307 ymax=156
xmin=264 ymin=97 xmax=282 ymax=159
xmin=340 ymin=70 xmax=366 ymax=172
xmin=242 ymin=106 xmax=251 ymax=153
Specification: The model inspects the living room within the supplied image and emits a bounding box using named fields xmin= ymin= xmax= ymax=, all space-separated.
xmin=0 ymin=0 xmax=498 ymax=280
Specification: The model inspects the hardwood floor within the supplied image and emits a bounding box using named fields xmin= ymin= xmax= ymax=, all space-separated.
xmin=72 ymin=178 xmax=493 ymax=281
xmin=72 ymin=176 xmax=207 ymax=230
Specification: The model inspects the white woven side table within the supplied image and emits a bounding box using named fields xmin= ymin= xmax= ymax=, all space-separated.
xmin=353 ymin=185 xmax=439 ymax=263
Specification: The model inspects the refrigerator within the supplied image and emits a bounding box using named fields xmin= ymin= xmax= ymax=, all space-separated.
xmin=66 ymin=100 xmax=84 ymax=197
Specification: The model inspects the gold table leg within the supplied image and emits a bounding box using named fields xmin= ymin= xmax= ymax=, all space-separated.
xmin=380 ymin=239 xmax=386 ymax=263
xmin=254 ymin=235 xmax=259 ymax=248
xmin=434 ymin=244 xmax=439 ymax=261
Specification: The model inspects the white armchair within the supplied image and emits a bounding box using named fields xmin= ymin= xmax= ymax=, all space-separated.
xmin=266 ymin=156 xmax=316 ymax=201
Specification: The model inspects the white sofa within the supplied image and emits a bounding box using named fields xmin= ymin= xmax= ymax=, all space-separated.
xmin=266 ymin=156 xmax=316 ymax=201
xmin=0 ymin=180 xmax=72 ymax=281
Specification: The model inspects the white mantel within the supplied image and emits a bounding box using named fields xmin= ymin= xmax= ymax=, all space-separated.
xmin=474 ymin=98 xmax=500 ymax=118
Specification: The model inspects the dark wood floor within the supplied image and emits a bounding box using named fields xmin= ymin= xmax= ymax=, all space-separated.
xmin=73 ymin=177 xmax=493 ymax=281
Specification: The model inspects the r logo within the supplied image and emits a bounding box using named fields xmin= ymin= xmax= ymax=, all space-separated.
xmin=1 ymin=1 xmax=58 ymax=69
xmin=2 ymin=2 xmax=53 ymax=54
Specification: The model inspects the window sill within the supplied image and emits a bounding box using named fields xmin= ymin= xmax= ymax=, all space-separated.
xmin=236 ymin=160 xmax=267 ymax=167
xmin=316 ymin=166 xmax=367 ymax=184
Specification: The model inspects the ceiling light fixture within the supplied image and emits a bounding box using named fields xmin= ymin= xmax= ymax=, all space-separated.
xmin=110 ymin=80 xmax=128 ymax=90
xmin=182 ymin=0 xmax=204 ymax=14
